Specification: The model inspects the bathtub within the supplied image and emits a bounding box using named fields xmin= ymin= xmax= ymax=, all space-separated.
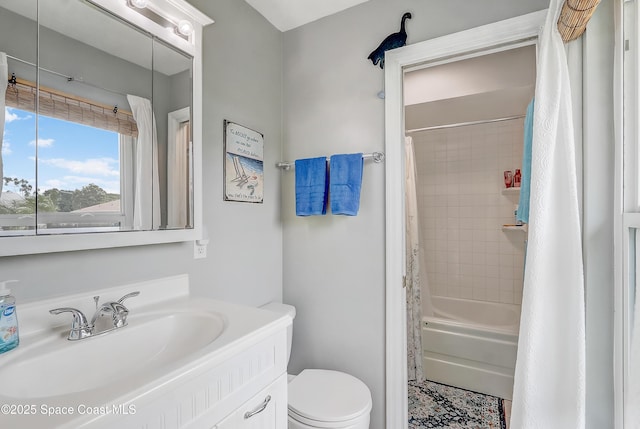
xmin=422 ymin=296 xmax=521 ymax=400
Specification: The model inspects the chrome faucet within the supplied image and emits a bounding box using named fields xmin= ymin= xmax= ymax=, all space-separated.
xmin=50 ymin=291 xmax=140 ymax=341
xmin=49 ymin=307 xmax=93 ymax=340
xmin=90 ymin=291 xmax=139 ymax=330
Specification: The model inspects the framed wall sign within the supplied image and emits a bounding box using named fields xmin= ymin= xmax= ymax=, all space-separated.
xmin=223 ymin=120 xmax=264 ymax=203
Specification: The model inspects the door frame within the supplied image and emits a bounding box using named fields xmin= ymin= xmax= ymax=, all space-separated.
xmin=383 ymin=10 xmax=546 ymax=428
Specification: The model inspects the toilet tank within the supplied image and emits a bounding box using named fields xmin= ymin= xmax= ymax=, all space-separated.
xmin=260 ymin=302 xmax=296 ymax=365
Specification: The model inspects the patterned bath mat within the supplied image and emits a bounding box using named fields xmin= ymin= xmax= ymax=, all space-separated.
xmin=408 ymin=379 xmax=506 ymax=429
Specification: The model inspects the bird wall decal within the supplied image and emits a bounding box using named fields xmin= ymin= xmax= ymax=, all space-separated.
xmin=367 ymin=12 xmax=412 ymax=69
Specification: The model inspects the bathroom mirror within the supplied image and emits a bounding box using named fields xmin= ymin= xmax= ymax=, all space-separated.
xmin=0 ymin=0 xmax=211 ymax=255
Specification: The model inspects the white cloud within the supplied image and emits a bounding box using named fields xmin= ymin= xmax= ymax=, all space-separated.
xmin=41 ymin=177 xmax=120 ymax=194
xmin=2 ymin=142 xmax=12 ymax=156
xmin=4 ymin=107 xmax=31 ymax=123
xmin=28 ymin=138 xmax=55 ymax=148
xmin=43 ymin=179 xmax=65 ymax=189
xmin=39 ymin=157 xmax=119 ymax=177
xmin=4 ymin=108 xmax=20 ymax=123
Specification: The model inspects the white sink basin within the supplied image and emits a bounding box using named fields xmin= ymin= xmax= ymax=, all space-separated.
xmin=0 ymin=310 xmax=225 ymax=399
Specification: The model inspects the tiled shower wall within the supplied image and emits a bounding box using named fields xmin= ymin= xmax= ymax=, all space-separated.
xmin=412 ymin=118 xmax=526 ymax=305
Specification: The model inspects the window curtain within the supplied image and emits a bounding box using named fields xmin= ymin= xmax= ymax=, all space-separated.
xmin=127 ymin=94 xmax=160 ymax=230
xmin=167 ymin=120 xmax=189 ymax=228
xmin=167 ymin=110 xmax=190 ymax=229
xmin=5 ymin=75 xmax=137 ymax=137
xmin=405 ymin=136 xmax=424 ymax=383
xmin=0 ymin=52 xmax=7 ymax=196
xmin=510 ymin=1 xmax=586 ymax=428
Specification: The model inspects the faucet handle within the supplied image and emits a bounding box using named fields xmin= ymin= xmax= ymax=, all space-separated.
xmin=50 ymin=307 xmax=89 ymax=327
xmin=49 ymin=307 xmax=93 ymax=340
xmin=109 ymin=291 xmax=139 ymax=328
xmin=117 ymin=291 xmax=140 ymax=306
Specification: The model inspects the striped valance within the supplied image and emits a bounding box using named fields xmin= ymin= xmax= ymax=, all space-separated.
xmin=5 ymin=78 xmax=138 ymax=137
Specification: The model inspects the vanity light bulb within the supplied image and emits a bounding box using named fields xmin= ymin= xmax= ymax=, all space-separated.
xmin=176 ymin=20 xmax=193 ymax=36
xmin=130 ymin=0 xmax=148 ymax=8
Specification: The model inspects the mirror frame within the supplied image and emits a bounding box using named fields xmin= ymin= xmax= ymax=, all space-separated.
xmin=0 ymin=0 xmax=212 ymax=256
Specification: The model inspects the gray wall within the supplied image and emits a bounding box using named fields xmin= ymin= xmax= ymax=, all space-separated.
xmin=0 ymin=0 xmax=284 ymax=313
xmin=281 ymin=1 xmax=549 ymax=427
xmin=0 ymin=0 xmax=618 ymax=427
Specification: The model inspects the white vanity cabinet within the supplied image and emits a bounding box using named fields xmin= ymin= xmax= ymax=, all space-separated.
xmin=121 ymin=324 xmax=290 ymax=429
xmin=0 ymin=276 xmax=292 ymax=429
xmin=215 ymin=374 xmax=287 ymax=429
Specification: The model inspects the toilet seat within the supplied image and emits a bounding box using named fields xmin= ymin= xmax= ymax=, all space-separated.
xmin=288 ymin=369 xmax=372 ymax=428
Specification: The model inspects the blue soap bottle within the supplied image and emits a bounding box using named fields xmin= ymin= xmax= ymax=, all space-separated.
xmin=0 ymin=280 xmax=19 ymax=354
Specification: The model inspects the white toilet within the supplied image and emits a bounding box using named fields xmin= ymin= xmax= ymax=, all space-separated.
xmin=261 ymin=302 xmax=372 ymax=429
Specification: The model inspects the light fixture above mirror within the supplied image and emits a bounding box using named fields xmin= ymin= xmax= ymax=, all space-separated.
xmin=125 ymin=0 xmax=196 ymax=41
xmin=176 ymin=19 xmax=194 ymax=36
xmin=130 ymin=0 xmax=149 ymax=8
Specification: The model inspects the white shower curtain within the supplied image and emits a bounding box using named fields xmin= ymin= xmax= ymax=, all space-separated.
xmin=127 ymin=94 xmax=161 ymax=230
xmin=405 ymin=136 xmax=425 ymax=382
xmin=0 ymin=52 xmax=7 ymax=196
xmin=510 ymin=2 xmax=586 ymax=428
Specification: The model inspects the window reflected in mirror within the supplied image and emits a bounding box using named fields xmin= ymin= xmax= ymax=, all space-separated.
xmin=0 ymin=0 xmax=194 ymax=237
xmin=0 ymin=105 xmax=36 ymax=235
xmin=4 ymin=104 xmax=122 ymax=233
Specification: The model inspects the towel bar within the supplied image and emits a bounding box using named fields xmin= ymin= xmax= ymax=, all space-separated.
xmin=276 ymin=152 xmax=385 ymax=171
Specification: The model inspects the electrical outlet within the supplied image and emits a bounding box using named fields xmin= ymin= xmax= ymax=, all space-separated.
xmin=194 ymin=242 xmax=207 ymax=259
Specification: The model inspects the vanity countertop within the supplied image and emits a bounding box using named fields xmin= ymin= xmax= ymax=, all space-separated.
xmin=0 ymin=275 xmax=291 ymax=428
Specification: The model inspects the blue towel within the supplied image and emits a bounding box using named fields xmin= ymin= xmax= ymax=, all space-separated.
xmin=295 ymin=157 xmax=328 ymax=216
xmin=517 ymin=98 xmax=534 ymax=224
xmin=330 ymin=153 xmax=363 ymax=216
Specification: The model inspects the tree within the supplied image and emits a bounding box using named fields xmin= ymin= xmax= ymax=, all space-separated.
xmin=17 ymin=194 xmax=56 ymax=213
xmin=43 ymin=188 xmax=73 ymax=212
xmin=2 ymin=179 xmax=119 ymax=214
xmin=71 ymin=183 xmax=109 ymax=211
xmin=3 ymin=177 xmax=32 ymax=197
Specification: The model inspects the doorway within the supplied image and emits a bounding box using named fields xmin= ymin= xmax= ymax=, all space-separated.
xmin=383 ymin=10 xmax=545 ymax=429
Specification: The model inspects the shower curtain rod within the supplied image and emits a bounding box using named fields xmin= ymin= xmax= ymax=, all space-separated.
xmin=5 ymin=54 xmax=127 ymax=98
xmin=405 ymin=114 xmax=526 ymax=134
xmin=276 ymin=151 xmax=385 ymax=171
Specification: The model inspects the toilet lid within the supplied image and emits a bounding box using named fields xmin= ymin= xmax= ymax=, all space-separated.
xmin=288 ymin=369 xmax=372 ymax=423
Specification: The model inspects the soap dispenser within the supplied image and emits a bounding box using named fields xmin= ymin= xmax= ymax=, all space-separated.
xmin=0 ymin=280 xmax=19 ymax=354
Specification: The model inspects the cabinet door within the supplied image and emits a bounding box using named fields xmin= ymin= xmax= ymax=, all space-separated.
xmin=216 ymin=374 xmax=287 ymax=429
